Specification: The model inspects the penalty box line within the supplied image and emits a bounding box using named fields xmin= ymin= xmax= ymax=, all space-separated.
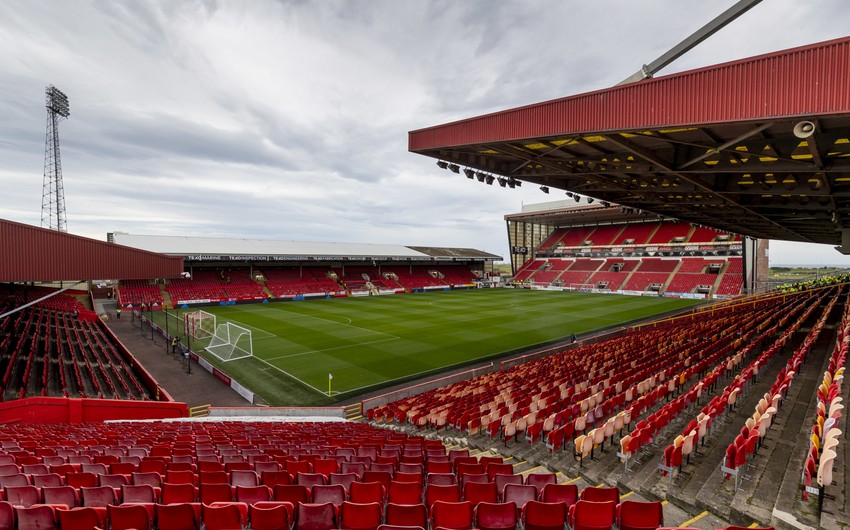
xmin=251 ymin=356 xmax=328 ymax=397
xmin=265 ymin=336 xmax=402 ymax=362
xmin=248 ymin=306 xmax=400 ymax=341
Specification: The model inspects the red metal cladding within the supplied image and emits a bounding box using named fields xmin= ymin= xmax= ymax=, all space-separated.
xmin=409 ymin=36 xmax=850 ymax=150
xmin=0 ymin=218 xmax=184 ymax=282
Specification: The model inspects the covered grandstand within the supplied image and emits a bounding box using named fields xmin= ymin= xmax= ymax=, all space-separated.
xmin=402 ymin=36 xmax=850 ymax=528
xmin=504 ymin=199 xmax=766 ymax=298
xmin=108 ymin=233 xmax=500 ymax=308
xmin=0 ymin=219 xmax=186 ymax=418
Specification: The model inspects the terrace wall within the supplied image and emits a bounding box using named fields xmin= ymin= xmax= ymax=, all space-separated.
xmin=0 ymin=396 xmax=187 ymax=424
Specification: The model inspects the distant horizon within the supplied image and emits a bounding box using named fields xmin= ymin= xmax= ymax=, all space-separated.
xmin=769 ymin=264 xmax=850 ymax=269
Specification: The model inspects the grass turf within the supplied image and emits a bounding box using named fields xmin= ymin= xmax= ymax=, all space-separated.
xmin=150 ymin=289 xmax=703 ymax=406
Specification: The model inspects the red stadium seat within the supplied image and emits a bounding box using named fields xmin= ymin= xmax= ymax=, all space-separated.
xmin=236 ymin=485 xmax=273 ymax=505
xmin=616 ymin=500 xmax=664 ymax=530
xmin=204 ymin=502 xmax=248 ymax=530
xmin=524 ymin=473 xmax=556 ymax=495
xmin=14 ymin=505 xmax=57 ymax=530
xmin=475 ymin=501 xmax=518 ymax=530
xmin=57 ymin=507 xmax=101 ymax=530
xmin=295 ymin=502 xmax=338 ymax=530
xmin=579 ymin=486 xmax=620 ymax=504
xmin=387 ymin=480 xmax=423 ymax=505
xmin=385 ymin=502 xmax=428 ymax=528
xmin=340 ymin=501 xmax=383 ymax=530
xmin=251 ymin=501 xmax=294 ymax=530
xmin=462 ymin=481 xmax=498 ymax=507
xmin=540 ymin=483 xmax=578 ymax=506
xmin=430 ymin=500 xmax=474 ymax=530
xmin=349 ymin=481 xmax=385 ymax=505
xmin=109 ymin=503 xmax=152 ymax=530
xmin=4 ymin=485 xmax=40 ymax=507
xmin=502 ymin=484 xmax=537 ymax=514
xmin=425 ymin=484 xmax=461 ymax=508
xmin=568 ymin=500 xmax=616 ymax=530
xmin=312 ymin=484 xmax=346 ymax=507
xmin=523 ymin=500 xmax=568 ymax=530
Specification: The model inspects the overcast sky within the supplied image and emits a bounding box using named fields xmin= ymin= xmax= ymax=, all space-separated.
xmin=2 ymin=0 xmax=849 ymax=266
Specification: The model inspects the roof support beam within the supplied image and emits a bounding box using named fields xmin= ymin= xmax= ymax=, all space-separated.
xmin=677 ymin=123 xmax=773 ymax=169
xmin=618 ymin=0 xmax=763 ymax=84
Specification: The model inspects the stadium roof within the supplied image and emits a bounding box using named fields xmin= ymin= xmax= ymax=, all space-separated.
xmin=0 ymin=219 xmax=183 ymax=282
xmin=111 ymin=233 xmax=501 ymax=262
xmin=409 ymin=37 xmax=850 ymax=250
xmin=505 ymin=200 xmax=647 ymax=227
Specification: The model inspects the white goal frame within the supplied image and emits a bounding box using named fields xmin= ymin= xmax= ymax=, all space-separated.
xmin=205 ymin=322 xmax=253 ymax=362
xmin=184 ymin=310 xmax=217 ymax=340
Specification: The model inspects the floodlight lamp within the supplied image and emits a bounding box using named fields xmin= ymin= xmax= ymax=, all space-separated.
xmin=574 ymin=195 xmax=581 ymax=202
xmin=540 ymin=186 xmax=549 ymax=194
xmin=565 ymin=192 xmax=573 ymax=198
xmin=507 ymin=180 xmax=515 ymax=189
xmin=485 ymin=175 xmax=495 ymax=185
xmin=448 ymin=164 xmax=460 ymax=174
xmin=437 ymin=161 xmax=449 ymax=169
xmin=498 ymin=178 xmax=507 ymax=187
xmin=601 ymin=201 xmax=611 ymax=208
xmin=476 ymin=172 xmax=486 ymax=182
xmin=587 ymin=197 xmax=594 ymax=204
xmin=463 ymin=168 xmax=475 ymax=179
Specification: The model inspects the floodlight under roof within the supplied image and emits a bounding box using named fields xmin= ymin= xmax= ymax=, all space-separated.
xmin=476 ymin=173 xmax=486 ymax=182
xmin=436 ymin=160 xmax=448 ymax=169
xmin=447 ymin=163 xmax=460 ymax=174
xmin=540 ymin=186 xmax=549 ymax=194
xmin=485 ymin=175 xmax=495 ymax=185
xmin=463 ymin=168 xmax=475 ymax=179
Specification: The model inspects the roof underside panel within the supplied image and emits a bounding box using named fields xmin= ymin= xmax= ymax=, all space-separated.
xmin=1 ymin=219 xmax=184 ymax=282
xmin=409 ymin=37 xmax=850 ymax=247
xmin=410 ymin=37 xmax=850 ymax=150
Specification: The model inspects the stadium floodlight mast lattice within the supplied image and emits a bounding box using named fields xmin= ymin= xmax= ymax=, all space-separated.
xmin=42 ymin=85 xmax=70 ymax=232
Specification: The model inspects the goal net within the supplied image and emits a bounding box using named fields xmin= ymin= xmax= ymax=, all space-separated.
xmin=205 ymin=322 xmax=253 ymax=362
xmin=184 ymin=310 xmax=216 ymax=340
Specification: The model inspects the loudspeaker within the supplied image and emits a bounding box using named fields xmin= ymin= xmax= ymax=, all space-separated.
xmin=793 ymin=120 xmax=816 ymax=139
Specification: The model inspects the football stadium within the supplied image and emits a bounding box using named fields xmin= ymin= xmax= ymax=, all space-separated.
xmin=1 ymin=4 xmax=849 ymax=530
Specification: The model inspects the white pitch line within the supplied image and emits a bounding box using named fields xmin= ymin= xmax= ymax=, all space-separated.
xmin=212 ymin=315 xmax=277 ymax=339
xmin=250 ymin=355 xmax=327 ymax=396
xmin=340 ymin=360 xmax=496 ymax=395
xmin=249 ymin=306 xmax=399 ymax=340
xmin=266 ymin=336 xmax=402 ymax=361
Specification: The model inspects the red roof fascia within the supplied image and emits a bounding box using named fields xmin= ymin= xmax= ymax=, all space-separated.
xmin=1 ymin=218 xmax=184 ymax=282
xmin=409 ymin=36 xmax=850 ymax=151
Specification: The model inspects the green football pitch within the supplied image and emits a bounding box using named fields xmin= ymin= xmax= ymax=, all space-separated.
xmin=150 ymin=289 xmax=703 ymax=406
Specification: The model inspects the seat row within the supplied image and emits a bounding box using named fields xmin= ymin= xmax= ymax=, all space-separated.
xmin=615 ymin=294 xmax=817 ymax=474
xmin=0 ymin=498 xmax=776 ymax=530
xmin=650 ymin=290 xmax=831 ymax=483
xmin=719 ymin=289 xmax=835 ymax=490
xmin=802 ymin=290 xmax=847 ymax=509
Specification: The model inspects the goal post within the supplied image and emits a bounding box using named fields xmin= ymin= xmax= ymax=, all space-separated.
xmin=184 ymin=310 xmax=216 ymax=340
xmin=206 ymin=322 xmax=253 ymax=362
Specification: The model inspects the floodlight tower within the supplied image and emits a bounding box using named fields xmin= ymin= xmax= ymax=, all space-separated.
xmin=42 ymin=85 xmax=70 ymax=232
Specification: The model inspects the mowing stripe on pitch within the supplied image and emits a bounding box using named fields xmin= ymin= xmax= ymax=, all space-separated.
xmin=266 ymin=336 xmax=401 ymax=362
xmin=250 ymin=305 xmax=399 ymax=340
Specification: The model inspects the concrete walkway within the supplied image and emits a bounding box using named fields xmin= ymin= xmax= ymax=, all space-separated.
xmin=102 ymin=302 xmax=250 ymax=408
